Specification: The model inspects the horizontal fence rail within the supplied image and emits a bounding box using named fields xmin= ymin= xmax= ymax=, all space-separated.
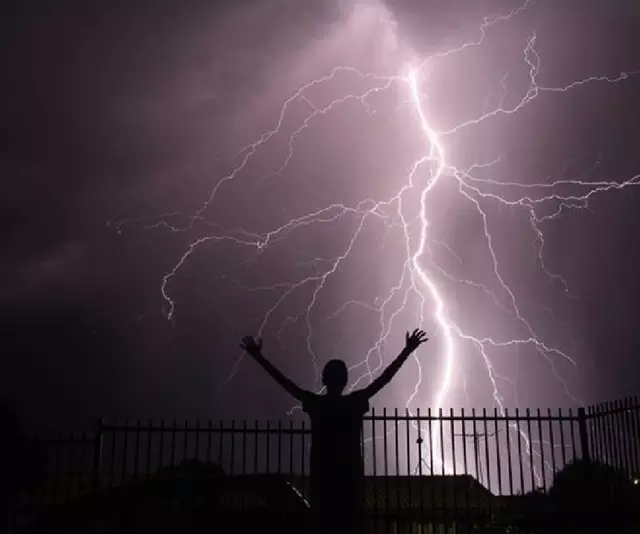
xmin=9 ymin=396 xmax=640 ymax=533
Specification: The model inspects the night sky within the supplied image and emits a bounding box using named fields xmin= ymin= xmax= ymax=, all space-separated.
xmin=2 ymin=0 xmax=640 ymax=433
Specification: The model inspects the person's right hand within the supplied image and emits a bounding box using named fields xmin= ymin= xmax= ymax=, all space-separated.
xmin=405 ymin=329 xmax=428 ymax=352
xmin=240 ymin=335 xmax=263 ymax=357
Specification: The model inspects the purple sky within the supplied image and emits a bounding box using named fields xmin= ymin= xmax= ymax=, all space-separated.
xmin=2 ymin=0 xmax=640 ymax=432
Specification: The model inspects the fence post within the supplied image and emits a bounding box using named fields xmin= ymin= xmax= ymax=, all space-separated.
xmin=578 ymin=408 xmax=590 ymax=463
xmin=92 ymin=418 xmax=104 ymax=494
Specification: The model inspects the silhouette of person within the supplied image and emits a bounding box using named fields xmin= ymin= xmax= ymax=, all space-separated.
xmin=240 ymin=329 xmax=428 ymax=534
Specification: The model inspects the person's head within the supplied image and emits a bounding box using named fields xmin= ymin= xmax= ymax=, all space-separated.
xmin=322 ymin=359 xmax=348 ymax=395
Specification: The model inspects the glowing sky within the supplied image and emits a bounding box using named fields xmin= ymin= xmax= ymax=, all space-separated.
xmin=141 ymin=0 xmax=639 ymax=416
xmin=2 ymin=0 xmax=640 ymax=431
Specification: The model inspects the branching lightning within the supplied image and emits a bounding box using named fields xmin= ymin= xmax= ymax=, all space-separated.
xmin=113 ymin=0 xmax=640 ymax=485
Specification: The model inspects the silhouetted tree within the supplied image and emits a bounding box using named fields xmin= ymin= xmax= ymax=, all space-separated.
xmin=546 ymin=458 xmax=637 ymax=534
xmin=0 ymin=402 xmax=45 ymax=530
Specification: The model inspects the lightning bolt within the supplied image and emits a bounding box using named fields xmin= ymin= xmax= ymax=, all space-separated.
xmin=114 ymin=0 xmax=640 ymax=486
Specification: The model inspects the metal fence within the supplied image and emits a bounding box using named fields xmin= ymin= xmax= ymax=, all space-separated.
xmin=586 ymin=397 xmax=640 ymax=476
xmin=12 ymin=396 xmax=640 ymax=532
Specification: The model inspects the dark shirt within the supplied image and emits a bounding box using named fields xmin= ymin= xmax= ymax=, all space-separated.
xmin=302 ymin=390 xmax=370 ymax=479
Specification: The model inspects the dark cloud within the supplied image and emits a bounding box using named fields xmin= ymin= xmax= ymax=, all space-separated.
xmin=2 ymin=0 xmax=639 ymax=431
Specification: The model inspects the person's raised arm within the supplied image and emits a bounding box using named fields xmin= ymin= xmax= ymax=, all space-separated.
xmin=239 ymin=336 xmax=306 ymax=402
xmin=360 ymin=329 xmax=428 ymax=400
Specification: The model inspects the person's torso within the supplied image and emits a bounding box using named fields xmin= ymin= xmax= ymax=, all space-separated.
xmin=307 ymin=394 xmax=367 ymax=475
